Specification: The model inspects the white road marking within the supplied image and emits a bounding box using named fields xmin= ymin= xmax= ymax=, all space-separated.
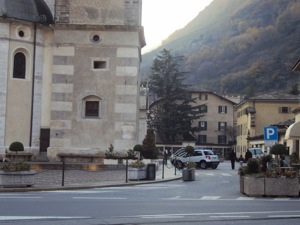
xmin=73 ymin=197 xmax=127 ymax=200
xmin=273 ymin=198 xmax=291 ymax=201
xmin=0 ymin=197 xmax=42 ymax=199
xmin=44 ymin=190 xmax=115 ymax=194
xmin=201 ymin=196 xmax=221 ymax=200
xmin=122 ymin=210 xmax=300 ymax=219
xmin=221 ymin=173 xmax=232 ymax=176
xmin=268 ymin=215 xmax=300 ymax=218
xmin=0 ymin=216 xmax=90 ymax=221
xmin=210 ymin=215 xmax=250 ymax=218
xmin=237 ymin=197 xmax=255 ymax=200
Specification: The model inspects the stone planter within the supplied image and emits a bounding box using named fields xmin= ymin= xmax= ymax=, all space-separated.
xmin=242 ymin=176 xmax=299 ymax=197
xmin=243 ymin=176 xmax=265 ymax=197
xmin=128 ymin=167 xmax=147 ymax=180
xmin=239 ymin=176 xmax=244 ymax=193
xmin=265 ymin=177 xmax=299 ymax=197
xmin=0 ymin=170 xmax=36 ymax=187
xmin=182 ymin=168 xmax=195 ymax=181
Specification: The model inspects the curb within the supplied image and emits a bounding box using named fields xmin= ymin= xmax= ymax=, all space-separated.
xmin=0 ymin=176 xmax=182 ymax=193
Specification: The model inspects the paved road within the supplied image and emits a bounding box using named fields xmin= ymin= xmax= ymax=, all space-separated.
xmin=0 ymin=162 xmax=300 ymax=225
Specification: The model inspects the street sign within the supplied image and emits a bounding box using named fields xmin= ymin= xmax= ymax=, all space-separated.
xmin=264 ymin=126 xmax=278 ymax=141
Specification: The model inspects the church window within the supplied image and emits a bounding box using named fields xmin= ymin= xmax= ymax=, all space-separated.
xmin=13 ymin=52 xmax=26 ymax=79
xmin=18 ymin=30 xmax=25 ymax=38
xmin=82 ymin=95 xmax=102 ymax=118
xmin=85 ymin=101 xmax=99 ymax=117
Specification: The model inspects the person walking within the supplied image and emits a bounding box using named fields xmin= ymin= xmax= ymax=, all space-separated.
xmin=238 ymin=155 xmax=245 ymax=167
xmin=229 ymin=150 xmax=236 ymax=170
xmin=245 ymin=149 xmax=252 ymax=162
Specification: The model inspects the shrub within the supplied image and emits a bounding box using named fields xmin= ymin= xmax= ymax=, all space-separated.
xmin=9 ymin=141 xmax=24 ymax=153
xmin=270 ymin=144 xmax=287 ymax=155
xmin=246 ymin=159 xmax=260 ymax=174
xmin=105 ymin=144 xmax=119 ymax=159
xmin=133 ymin=144 xmax=143 ymax=152
xmin=259 ymin=154 xmax=273 ymax=172
xmin=126 ymin=149 xmax=137 ymax=159
xmin=142 ymin=129 xmax=158 ymax=159
xmin=129 ymin=160 xmax=145 ymax=168
xmin=0 ymin=161 xmax=30 ymax=172
xmin=185 ymin=146 xmax=194 ymax=156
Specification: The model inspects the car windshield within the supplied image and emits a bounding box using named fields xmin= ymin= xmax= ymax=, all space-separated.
xmin=250 ymin=149 xmax=262 ymax=155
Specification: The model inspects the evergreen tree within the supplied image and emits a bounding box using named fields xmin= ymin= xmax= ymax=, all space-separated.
xmin=142 ymin=129 xmax=158 ymax=159
xmin=147 ymin=49 xmax=204 ymax=144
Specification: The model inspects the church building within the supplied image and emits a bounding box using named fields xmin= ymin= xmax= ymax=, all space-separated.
xmin=0 ymin=0 xmax=145 ymax=161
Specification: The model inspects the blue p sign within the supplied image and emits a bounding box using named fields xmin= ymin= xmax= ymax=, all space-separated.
xmin=264 ymin=126 xmax=278 ymax=141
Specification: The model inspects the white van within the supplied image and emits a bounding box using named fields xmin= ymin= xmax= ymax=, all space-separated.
xmin=249 ymin=148 xmax=264 ymax=159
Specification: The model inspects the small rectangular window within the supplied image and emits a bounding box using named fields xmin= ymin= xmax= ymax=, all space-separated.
xmin=199 ymin=121 xmax=207 ymax=130
xmin=218 ymin=135 xmax=227 ymax=144
xmin=199 ymin=94 xmax=208 ymax=100
xmin=198 ymin=135 xmax=207 ymax=144
xmin=279 ymin=107 xmax=290 ymax=113
xmin=93 ymin=61 xmax=107 ymax=69
xmin=85 ymin=101 xmax=99 ymax=117
xmin=218 ymin=106 xmax=227 ymax=113
xmin=218 ymin=122 xmax=227 ymax=131
xmin=200 ymin=105 xmax=208 ymax=113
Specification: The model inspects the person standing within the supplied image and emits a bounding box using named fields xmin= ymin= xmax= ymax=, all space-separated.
xmin=229 ymin=150 xmax=236 ymax=170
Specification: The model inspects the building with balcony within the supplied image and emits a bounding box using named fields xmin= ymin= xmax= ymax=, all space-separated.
xmin=235 ymin=92 xmax=299 ymax=157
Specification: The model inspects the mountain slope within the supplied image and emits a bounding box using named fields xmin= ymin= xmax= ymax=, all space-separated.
xmin=141 ymin=0 xmax=300 ymax=95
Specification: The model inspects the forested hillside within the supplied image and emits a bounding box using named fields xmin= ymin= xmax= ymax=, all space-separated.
xmin=141 ymin=0 xmax=300 ymax=95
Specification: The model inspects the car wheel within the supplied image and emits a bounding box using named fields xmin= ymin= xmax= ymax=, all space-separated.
xmin=211 ymin=165 xmax=218 ymax=169
xmin=175 ymin=160 xmax=184 ymax=169
xmin=200 ymin=161 xmax=207 ymax=169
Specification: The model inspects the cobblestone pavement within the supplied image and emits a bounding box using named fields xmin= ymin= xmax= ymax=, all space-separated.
xmin=0 ymin=163 xmax=181 ymax=192
xmin=34 ymin=169 xmax=127 ymax=187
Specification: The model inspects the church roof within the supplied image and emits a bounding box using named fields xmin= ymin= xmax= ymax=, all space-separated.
xmin=0 ymin=0 xmax=53 ymax=24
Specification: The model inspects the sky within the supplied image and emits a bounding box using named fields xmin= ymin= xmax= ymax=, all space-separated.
xmin=142 ymin=0 xmax=213 ymax=54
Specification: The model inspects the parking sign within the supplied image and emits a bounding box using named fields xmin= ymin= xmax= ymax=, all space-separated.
xmin=264 ymin=126 xmax=278 ymax=141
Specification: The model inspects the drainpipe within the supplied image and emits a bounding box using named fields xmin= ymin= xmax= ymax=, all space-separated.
xmin=29 ymin=23 xmax=37 ymax=147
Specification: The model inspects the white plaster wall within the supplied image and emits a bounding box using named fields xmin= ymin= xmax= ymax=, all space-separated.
xmin=0 ymin=23 xmax=9 ymax=153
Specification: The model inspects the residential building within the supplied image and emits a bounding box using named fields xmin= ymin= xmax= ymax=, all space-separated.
xmin=190 ymin=89 xmax=236 ymax=159
xmin=0 ymin=0 xmax=145 ymax=161
xmin=235 ymin=92 xmax=299 ymax=157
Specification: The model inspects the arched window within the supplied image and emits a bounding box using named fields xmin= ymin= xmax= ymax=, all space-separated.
xmin=82 ymin=95 xmax=102 ymax=118
xmin=13 ymin=52 xmax=26 ymax=79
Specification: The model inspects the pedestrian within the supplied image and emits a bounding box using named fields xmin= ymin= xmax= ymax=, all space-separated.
xmin=245 ymin=149 xmax=252 ymax=162
xmin=163 ymin=149 xmax=168 ymax=165
xmin=229 ymin=150 xmax=236 ymax=170
xmin=238 ymin=155 xmax=244 ymax=167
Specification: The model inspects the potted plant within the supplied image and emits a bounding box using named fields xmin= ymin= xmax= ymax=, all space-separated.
xmin=239 ymin=155 xmax=299 ymax=197
xmin=133 ymin=144 xmax=143 ymax=160
xmin=128 ymin=160 xmax=147 ymax=180
xmin=182 ymin=146 xmax=196 ymax=181
xmin=270 ymin=144 xmax=288 ymax=165
xmin=0 ymin=141 xmax=36 ymax=187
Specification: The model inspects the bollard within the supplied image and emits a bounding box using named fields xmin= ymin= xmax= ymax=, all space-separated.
xmin=162 ymin=159 xmax=165 ymax=179
xmin=125 ymin=159 xmax=128 ymax=183
xmin=62 ymin=160 xmax=65 ymax=186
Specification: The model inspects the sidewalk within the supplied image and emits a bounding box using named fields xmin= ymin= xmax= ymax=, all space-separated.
xmin=0 ymin=162 xmax=182 ymax=192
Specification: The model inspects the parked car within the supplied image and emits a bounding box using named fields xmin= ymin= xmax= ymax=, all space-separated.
xmin=173 ymin=149 xmax=220 ymax=169
xmin=249 ymin=147 xmax=264 ymax=159
xmin=170 ymin=148 xmax=185 ymax=165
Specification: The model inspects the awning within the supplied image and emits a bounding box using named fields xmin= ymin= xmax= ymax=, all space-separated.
xmin=285 ymin=121 xmax=300 ymax=139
